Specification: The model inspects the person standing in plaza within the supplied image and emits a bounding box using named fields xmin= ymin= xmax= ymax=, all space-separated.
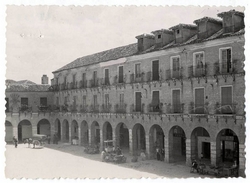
xmin=13 ymin=136 xmax=18 ymax=148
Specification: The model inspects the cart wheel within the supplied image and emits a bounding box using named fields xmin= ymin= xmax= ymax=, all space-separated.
xmin=34 ymin=140 xmax=41 ymax=146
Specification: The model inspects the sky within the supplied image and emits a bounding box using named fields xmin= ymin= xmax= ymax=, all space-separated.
xmin=6 ymin=5 xmax=245 ymax=84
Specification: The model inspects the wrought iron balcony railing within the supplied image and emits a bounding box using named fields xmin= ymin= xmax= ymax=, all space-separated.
xmin=90 ymin=104 xmax=100 ymax=113
xmin=166 ymin=68 xmax=183 ymax=80
xmin=214 ymin=62 xmax=236 ymax=75
xmin=130 ymin=73 xmax=144 ymax=83
xmin=79 ymin=80 xmax=88 ymax=88
xmin=100 ymin=78 xmax=110 ymax=86
xmin=115 ymin=103 xmax=127 ymax=113
xmin=166 ymin=103 xmax=184 ymax=114
xmin=114 ymin=75 xmax=126 ymax=84
xmin=79 ymin=105 xmax=88 ymax=113
xmin=148 ymin=103 xmax=162 ymax=113
xmin=19 ymin=105 xmax=32 ymax=112
xmin=130 ymin=103 xmax=145 ymax=113
xmin=215 ymin=103 xmax=237 ymax=114
xmin=189 ymin=102 xmax=209 ymax=114
xmin=89 ymin=79 xmax=99 ymax=88
xmin=188 ymin=64 xmax=207 ymax=77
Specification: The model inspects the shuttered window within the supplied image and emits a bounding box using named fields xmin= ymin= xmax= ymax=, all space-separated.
xmin=195 ymin=88 xmax=204 ymax=114
xmin=221 ymin=86 xmax=233 ymax=114
xmin=152 ymin=60 xmax=159 ymax=81
xmin=40 ymin=97 xmax=47 ymax=106
xmin=118 ymin=66 xmax=124 ymax=83
xmin=172 ymin=90 xmax=181 ymax=113
xmin=135 ymin=92 xmax=142 ymax=112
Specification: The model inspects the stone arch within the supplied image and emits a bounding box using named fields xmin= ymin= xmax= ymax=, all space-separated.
xmin=149 ymin=124 xmax=165 ymax=160
xmin=37 ymin=119 xmax=51 ymax=136
xmin=5 ymin=121 xmax=13 ymax=143
xmin=132 ymin=123 xmax=146 ymax=156
xmin=115 ymin=122 xmax=129 ymax=150
xmin=80 ymin=120 xmax=89 ymax=146
xmin=18 ymin=120 xmax=32 ymax=141
xmin=216 ymin=128 xmax=239 ymax=167
xmin=90 ymin=121 xmax=100 ymax=146
xmin=71 ymin=120 xmax=79 ymax=141
xmin=62 ymin=119 xmax=69 ymax=142
xmin=168 ymin=125 xmax=186 ymax=163
xmin=191 ymin=127 xmax=210 ymax=162
xmin=103 ymin=121 xmax=113 ymax=141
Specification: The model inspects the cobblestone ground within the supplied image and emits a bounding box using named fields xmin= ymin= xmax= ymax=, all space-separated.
xmin=5 ymin=143 xmax=210 ymax=179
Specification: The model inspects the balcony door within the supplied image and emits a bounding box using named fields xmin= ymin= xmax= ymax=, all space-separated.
xmin=221 ymin=86 xmax=233 ymax=114
xmin=152 ymin=60 xmax=159 ymax=81
xmin=135 ymin=92 xmax=142 ymax=112
xmin=104 ymin=69 xmax=109 ymax=85
xmin=172 ymin=90 xmax=181 ymax=113
xmin=152 ymin=91 xmax=160 ymax=112
xmin=118 ymin=66 xmax=124 ymax=83
xmin=221 ymin=48 xmax=232 ymax=73
xmin=195 ymin=88 xmax=204 ymax=114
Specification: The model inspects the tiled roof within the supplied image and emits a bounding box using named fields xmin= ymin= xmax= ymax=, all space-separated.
xmin=136 ymin=33 xmax=155 ymax=39
xmin=54 ymin=27 xmax=244 ymax=74
xmin=6 ymin=84 xmax=52 ymax=92
xmin=53 ymin=43 xmax=138 ymax=73
xmin=6 ymin=79 xmax=37 ymax=85
xmin=193 ymin=17 xmax=222 ymax=25
xmin=218 ymin=10 xmax=244 ymax=18
xmin=169 ymin=24 xmax=197 ymax=30
xmin=152 ymin=29 xmax=173 ymax=35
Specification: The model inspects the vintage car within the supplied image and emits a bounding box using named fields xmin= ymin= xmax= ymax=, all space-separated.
xmin=24 ymin=134 xmax=47 ymax=148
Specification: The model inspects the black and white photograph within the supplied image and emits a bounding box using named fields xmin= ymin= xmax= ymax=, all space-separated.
xmin=1 ymin=0 xmax=249 ymax=181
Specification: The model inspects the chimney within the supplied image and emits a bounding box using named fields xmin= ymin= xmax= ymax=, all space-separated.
xmin=151 ymin=29 xmax=174 ymax=48
xmin=169 ymin=24 xmax=197 ymax=44
xmin=193 ymin=17 xmax=222 ymax=40
xmin=217 ymin=9 xmax=244 ymax=33
xmin=41 ymin=74 xmax=49 ymax=84
xmin=136 ymin=33 xmax=155 ymax=52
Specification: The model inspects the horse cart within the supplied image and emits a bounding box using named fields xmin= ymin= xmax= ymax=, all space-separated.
xmin=101 ymin=140 xmax=127 ymax=164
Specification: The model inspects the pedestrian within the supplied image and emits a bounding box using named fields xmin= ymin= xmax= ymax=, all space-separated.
xmin=13 ymin=136 xmax=18 ymax=148
xmin=161 ymin=148 xmax=165 ymax=161
xmin=156 ymin=147 xmax=160 ymax=161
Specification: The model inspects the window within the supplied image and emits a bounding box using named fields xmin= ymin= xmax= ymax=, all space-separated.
xmin=105 ymin=94 xmax=109 ymax=108
xmin=176 ymin=29 xmax=180 ymax=34
xmin=93 ymin=71 xmax=98 ymax=86
xmin=118 ymin=66 xmax=124 ymax=83
xmin=104 ymin=69 xmax=109 ymax=85
xmin=83 ymin=95 xmax=86 ymax=107
xmin=64 ymin=96 xmax=67 ymax=105
xmin=195 ymin=53 xmax=204 ymax=68
xmin=135 ymin=92 xmax=142 ymax=112
xmin=152 ymin=91 xmax=160 ymax=112
xmin=72 ymin=74 xmax=76 ymax=84
xmin=221 ymin=86 xmax=233 ymax=114
xmin=152 ymin=60 xmax=159 ymax=81
xmin=194 ymin=88 xmax=205 ymax=114
xmin=193 ymin=52 xmax=205 ymax=76
xmin=56 ymin=97 xmax=59 ymax=106
xmin=82 ymin=73 xmax=86 ymax=87
xmin=220 ymin=48 xmax=232 ymax=73
xmin=119 ymin=93 xmax=124 ymax=106
xmin=172 ymin=90 xmax=181 ymax=113
xmin=158 ymin=34 xmax=161 ymax=39
xmin=135 ymin=63 xmax=141 ymax=78
xmin=40 ymin=97 xmax=47 ymax=106
xmin=93 ymin=95 xmax=98 ymax=107
xmin=64 ymin=76 xmax=67 ymax=85
xmin=171 ymin=56 xmax=181 ymax=78
xmin=21 ymin=98 xmax=28 ymax=106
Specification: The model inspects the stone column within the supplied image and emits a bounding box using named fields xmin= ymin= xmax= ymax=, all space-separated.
xmin=100 ymin=130 xmax=103 ymax=152
xmin=210 ymin=141 xmax=217 ymax=166
xmin=61 ymin=122 xmax=64 ymax=142
xmin=112 ymin=131 xmax=116 ymax=147
xmin=13 ymin=126 xmax=18 ymax=139
xmin=32 ymin=124 xmax=37 ymax=135
xmin=78 ymin=126 xmax=81 ymax=146
xmin=69 ymin=123 xmax=72 ymax=144
xmin=50 ymin=122 xmax=55 ymax=143
xmin=239 ymin=144 xmax=246 ymax=177
xmin=186 ymin=138 xmax=192 ymax=166
xmin=145 ymin=134 xmax=150 ymax=159
xmin=88 ymin=129 xmax=91 ymax=146
xmin=164 ymin=136 xmax=169 ymax=162
xmin=129 ymin=129 xmax=133 ymax=155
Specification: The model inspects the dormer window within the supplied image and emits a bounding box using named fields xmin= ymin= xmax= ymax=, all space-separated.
xmin=176 ymin=29 xmax=180 ymax=34
xmin=158 ymin=34 xmax=161 ymax=39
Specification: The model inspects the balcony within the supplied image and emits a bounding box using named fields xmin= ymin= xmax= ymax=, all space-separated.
xmin=166 ymin=103 xmax=184 ymax=114
xmin=61 ymin=104 xmax=69 ymax=112
xmin=19 ymin=105 xmax=32 ymax=112
xmin=90 ymin=104 xmax=100 ymax=113
xmin=100 ymin=78 xmax=110 ymax=86
xmin=114 ymin=75 xmax=126 ymax=84
xmin=79 ymin=105 xmax=88 ymax=113
xmin=214 ymin=62 xmax=236 ymax=75
xmin=189 ymin=102 xmax=208 ymax=114
xmin=148 ymin=103 xmax=162 ymax=113
xmin=79 ymin=80 xmax=87 ymax=88
xmin=189 ymin=64 xmax=207 ymax=77
xmin=130 ymin=73 xmax=144 ymax=83
xmin=38 ymin=105 xmax=49 ymax=112
xmin=89 ymin=79 xmax=99 ymax=88
xmin=70 ymin=105 xmax=78 ymax=113
xmin=215 ymin=103 xmax=237 ymax=114
xmin=50 ymin=105 xmax=60 ymax=112
xmin=130 ymin=103 xmax=145 ymax=113
xmin=70 ymin=82 xmax=78 ymax=89
xmin=115 ymin=103 xmax=127 ymax=113
xmin=146 ymin=71 xmax=160 ymax=82
xmin=166 ymin=68 xmax=183 ymax=80
xmin=101 ymin=104 xmax=112 ymax=113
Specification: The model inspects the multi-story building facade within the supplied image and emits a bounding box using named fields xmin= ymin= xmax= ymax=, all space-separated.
xmin=5 ymin=10 xmax=245 ymax=176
